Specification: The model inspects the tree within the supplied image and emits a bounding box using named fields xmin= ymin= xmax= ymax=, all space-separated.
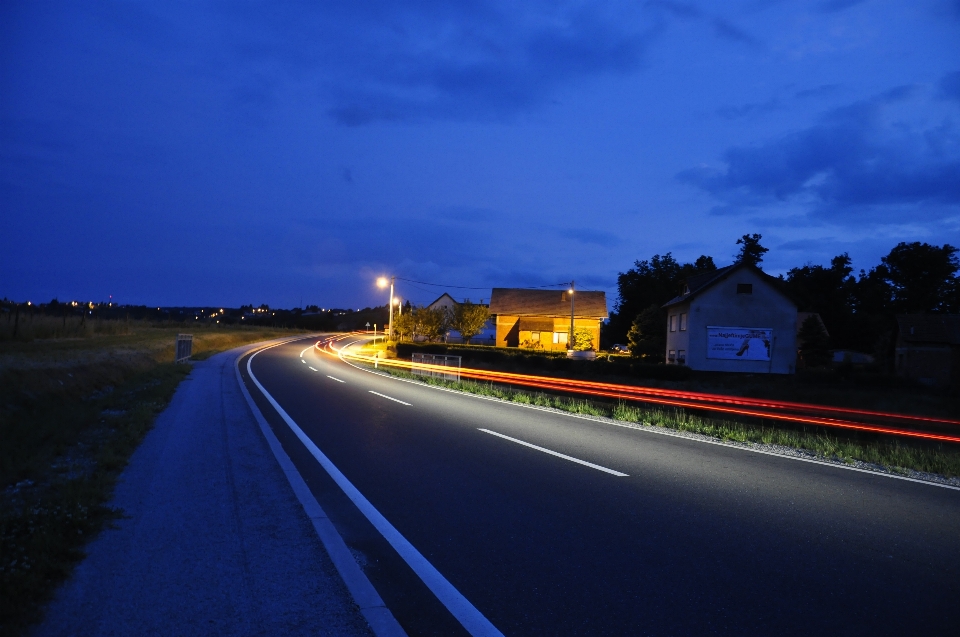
xmin=607 ymin=252 xmax=716 ymax=344
xmin=449 ymin=301 xmax=490 ymax=344
xmin=866 ymin=242 xmax=959 ymax=314
xmin=785 ymin=254 xmax=859 ymax=349
xmin=572 ymin=327 xmax=594 ymax=351
xmin=734 ymin=233 xmax=768 ymax=268
xmin=797 ymin=315 xmax=831 ymax=368
xmin=626 ymin=304 xmax=666 ymax=360
xmin=411 ymin=306 xmax=449 ymax=342
xmin=393 ymin=311 xmax=414 ymax=341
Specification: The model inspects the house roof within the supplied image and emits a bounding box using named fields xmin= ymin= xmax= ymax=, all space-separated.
xmin=426 ymin=293 xmax=458 ymax=310
xmin=896 ymin=314 xmax=960 ymax=345
xmin=490 ymin=288 xmax=608 ymax=318
xmin=662 ymin=263 xmax=794 ymax=308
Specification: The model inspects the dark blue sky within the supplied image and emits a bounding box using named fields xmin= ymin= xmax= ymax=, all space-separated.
xmin=3 ymin=1 xmax=959 ymax=308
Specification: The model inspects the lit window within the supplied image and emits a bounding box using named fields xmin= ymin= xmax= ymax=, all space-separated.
xmin=736 ymin=283 xmax=753 ymax=294
xmin=670 ymin=315 xmax=678 ymax=332
xmin=679 ymin=313 xmax=687 ymax=331
xmin=668 ymin=349 xmax=676 ymax=363
xmin=531 ymin=331 xmax=540 ymax=342
xmin=553 ymin=332 xmax=568 ymax=344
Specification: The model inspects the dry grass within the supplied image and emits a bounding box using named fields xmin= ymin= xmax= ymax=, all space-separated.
xmin=0 ymin=322 xmax=308 ymax=635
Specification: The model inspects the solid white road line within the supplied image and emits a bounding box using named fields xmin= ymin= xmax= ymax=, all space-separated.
xmin=327 ymin=376 xmax=345 ymax=383
xmin=309 ymin=366 xmax=318 ymax=371
xmin=246 ymin=347 xmax=502 ymax=637
xmin=368 ymin=391 xmax=411 ymax=406
xmin=478 ymin=429 xmax=629 ymax=477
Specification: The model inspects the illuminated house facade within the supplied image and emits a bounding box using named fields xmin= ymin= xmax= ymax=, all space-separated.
xmin=662 ymin=264 xmax=797 ymax=374
xmin=489 ymin=288 xmax=607 ymax=351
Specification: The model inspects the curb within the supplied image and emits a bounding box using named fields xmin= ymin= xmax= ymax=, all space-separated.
xmin=234 ymin=340 xmax=407 ymax=637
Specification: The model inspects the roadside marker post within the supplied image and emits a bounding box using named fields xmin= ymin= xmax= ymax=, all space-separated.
xmin=175 ymin=334 xmax=193 ymax=363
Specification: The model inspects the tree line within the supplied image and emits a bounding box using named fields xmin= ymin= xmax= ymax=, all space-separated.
xmin=393 ymin=300 xmax=490 ymax=344
xmin=606 ymin=235 xmax=960 ymax=366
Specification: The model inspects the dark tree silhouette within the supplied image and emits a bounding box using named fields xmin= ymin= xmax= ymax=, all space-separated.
xmin=866 ymin=242 xmax=959 ymax=314
xmin=607 ymin=253 xmax=715 ymax=345
xmin=734 ymin=233 xmax=769 ymax=268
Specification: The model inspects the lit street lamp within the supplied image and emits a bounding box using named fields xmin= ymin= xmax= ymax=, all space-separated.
xmin=568 ymin=280 xmax=575 ymax=351
xmin=377 ymin=276 xmax=396 ymax=341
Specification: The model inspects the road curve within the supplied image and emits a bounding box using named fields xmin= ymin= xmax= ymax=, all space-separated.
xmin=239 ymin=335 xmax=960 ymax=636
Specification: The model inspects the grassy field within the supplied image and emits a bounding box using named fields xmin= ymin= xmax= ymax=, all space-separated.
xmin=372 ymin=366 xmax=960 ymax=481
xmin=0 ymin=323 xmax=306 ymax=636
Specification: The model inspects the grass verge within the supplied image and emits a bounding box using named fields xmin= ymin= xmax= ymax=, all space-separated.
xmin=0 ymin=324 xmax=306 ymax=635
xmin=373 ymin=366 xmax=960 ymax=480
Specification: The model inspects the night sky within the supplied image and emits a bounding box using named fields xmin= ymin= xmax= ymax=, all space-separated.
xmin=3 ymin=1 xmax=959 ymax=309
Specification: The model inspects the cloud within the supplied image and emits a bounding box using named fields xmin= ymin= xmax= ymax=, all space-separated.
xmin=938 ymin=70 xmax=960 ymax=103
xmin=816 ymin=0 xmax=867 ymax=12
xmin=677 ymin=89 xmax=960 ymax=222
xmin=716 ymin=97 xmax=780 ymax=120
xmin=710 ymin=17 xmax=761 ymax=46
xmin=222 ymin=2 xmax=658 ymax=126
xmin=794 ymin=84 xmax=841 ymax=99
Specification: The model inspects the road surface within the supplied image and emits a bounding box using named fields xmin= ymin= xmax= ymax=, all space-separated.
xmin=240 ymin=335 xmax=960 ymax=636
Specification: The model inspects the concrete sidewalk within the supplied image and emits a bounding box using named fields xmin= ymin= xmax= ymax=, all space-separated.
xmin=34 ymin=345 xmax=374 ymax=637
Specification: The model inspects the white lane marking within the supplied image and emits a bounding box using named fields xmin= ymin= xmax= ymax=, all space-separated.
xmin=301 ymin=359 xmax=306 ymax=364
xmin=299 ymin=345 xmax=313 ymax=358
xmin=309 ymin=366 xmax=318 ymax=371
xmin=337 ymin=355 xmax=960 ymax=492
xmin=327 ymin=376 xmax=345 ymax=383
xmin=369 ymin=391 xmax=411 ymax=406
xmin=478 ymin=429 xmax=628 ymax=477
xmin=246 ymin=349 xmax=502 ymax=637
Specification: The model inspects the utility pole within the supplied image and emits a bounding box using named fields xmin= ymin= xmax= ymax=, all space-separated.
xmin=568 ymin=280 xmax=575 ymax=351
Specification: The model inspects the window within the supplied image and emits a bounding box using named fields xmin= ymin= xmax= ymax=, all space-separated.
xmin=531 ymin=331 xmax=540 ymax=342
xmin=736 ymin=283 xmax=753 ymax=294
xmin=677 ymin=349 xmax=686 ymax=364
xmin=553 ymin=331 xmax=568 ymax=344
xmin=679 ymin=313 xmax=687 ymax=331
xmin=669 ymin=315 xmax=678 ymax=332
xmin=668 ymin=349 xmax=676 ymax=363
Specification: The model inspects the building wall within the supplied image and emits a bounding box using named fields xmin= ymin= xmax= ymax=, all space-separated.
xmin=496 ymin=315 xmax=601 ymax=351
xmin=665 ymin=269 xmax=797 ymax=374
xmin=895 ymin=344 xmax=953 ymax=386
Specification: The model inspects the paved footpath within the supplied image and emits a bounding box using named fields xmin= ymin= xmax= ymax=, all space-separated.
xmin=34 ymin=344 xmax=374 ymax=637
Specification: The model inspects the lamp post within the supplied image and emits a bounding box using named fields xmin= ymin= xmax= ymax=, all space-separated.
xmin=377 ymin=276 xmax=396 ymax=341
xmin=568 ymin=280 xmax=575 ymax=351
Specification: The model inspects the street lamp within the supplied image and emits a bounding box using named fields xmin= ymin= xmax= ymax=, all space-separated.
xmin=377 ymin=276 xmax=396 ymax=341
xmin=568 ymin=281 xmax=575 ymax=351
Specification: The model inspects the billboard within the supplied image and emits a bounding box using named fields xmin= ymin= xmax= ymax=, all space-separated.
xmin=706 ymin=326 xmax=773 ymax=361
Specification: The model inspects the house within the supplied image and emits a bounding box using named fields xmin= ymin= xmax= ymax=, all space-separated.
xmin=426 ymin=293 xmax=496 ymax=344
xmin=426 ymin=293 xmax=458 ymax=313
xmin=662 ymin=264 xmax=797 ymax=374
xmin=489 ymin=288 xmax=607 ymax=351
xmin=895 ymin=314 xmax=960 ymax=386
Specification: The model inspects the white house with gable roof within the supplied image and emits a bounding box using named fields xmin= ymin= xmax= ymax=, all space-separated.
xmin=662 ymin=263 xmax=797 ymax=374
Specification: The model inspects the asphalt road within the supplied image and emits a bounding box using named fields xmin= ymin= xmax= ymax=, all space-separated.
xmin=240 ymin=335 xmax=960 ymax=636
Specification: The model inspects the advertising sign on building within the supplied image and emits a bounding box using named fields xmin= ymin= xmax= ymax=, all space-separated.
xmin=706 ymin=326 xmax=773 ymax=361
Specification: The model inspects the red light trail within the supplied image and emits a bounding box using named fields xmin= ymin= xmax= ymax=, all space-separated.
xmin=315 ymin=335 xmax=960 ymax=444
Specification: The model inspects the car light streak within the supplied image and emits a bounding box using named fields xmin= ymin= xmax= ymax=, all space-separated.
xmin=314 ymin=336 xmax=960 ymax=444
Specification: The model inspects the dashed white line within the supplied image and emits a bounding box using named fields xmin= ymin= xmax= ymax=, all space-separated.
xmin=369 ymin=391 xmax=411 ymax=406
xmin=301 ymin=359 xmax=306 ymax=364
xmin=327 ymin=376 xmax=345 ymax=383
xmin=308 ymin=366 xmax=318 ymax=371
xmin=478 ymin=429 xmax=629 ymax=477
